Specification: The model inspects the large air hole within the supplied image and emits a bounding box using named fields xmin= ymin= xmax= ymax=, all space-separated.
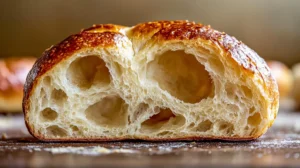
xmin=70 ymin=125 xmax=82 ymax=136
xmin=40 ymin=108 xmax=58 ymax=121
xmin=209 ymin=58 xmax=225 ymax=75
xmin=141 ymin=108 xmax=185 ymax=132
xmin=85 ymin=95 xmax=128 ymax=127
xmin=51 ymin=89 xmax=67 ymax=106
xmin=241 ymin=85 xmax=253 ymax=99
xmin=247 ymin=112 xmax=262 ymax=126
xmin=195 ymin=120 xmax=213 ymax=132
xmin=147 ymin=50 xmax=214 ymax=103
xmin=218 ymin=121 xmax=234 ymax=135
xmin=46 ymin=125 xmax=67 ymax=137
xmin=67 ymin=56 xmax=111 ymax=89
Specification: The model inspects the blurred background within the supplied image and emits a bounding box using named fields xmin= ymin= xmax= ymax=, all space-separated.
xmin=0 ymin=0 xmax=300 ymax=66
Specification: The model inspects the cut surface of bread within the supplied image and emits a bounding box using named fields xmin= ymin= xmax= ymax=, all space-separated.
xmin=23 ymin=21 xmax=279 ymax=141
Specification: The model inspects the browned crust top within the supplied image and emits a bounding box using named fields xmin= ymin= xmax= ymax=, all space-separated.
xmin=23 ymin=21 xmax=279 ymax=141
xmin=132 ymin=20 xmax=278 ymax=112
xmin=23 ymin=25 xmax=126 ymax=115
xmin=84 ymin=24 xmax=127 ymax=33
xmin=131 ymin=21 xmax=274 ymax=78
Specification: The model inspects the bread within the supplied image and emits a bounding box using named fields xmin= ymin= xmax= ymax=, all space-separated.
xmin=267 ymin=61 xmax=293 ymax=99
xmin=23 ymin=21 xmax=279 ymax=141
xmin=292 ymin=63 xmax=300 ymax=109
xmin=0 ymin=57 xmax=36 ymax=113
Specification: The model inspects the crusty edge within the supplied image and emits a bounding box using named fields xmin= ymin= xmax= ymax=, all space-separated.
xmin=23 ymin=21 xmax=279 ymax=141
xmin=22 ymin=25 xmax=127 ymax=139
xmin=33 ymin=134 xmax=260 ymax=142
xmin=131 ymin=20 xmax=279 ymax=136
xmin=131 ymin=21 xmax=278 ymax=103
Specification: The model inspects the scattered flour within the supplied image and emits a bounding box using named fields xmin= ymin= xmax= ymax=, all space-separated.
xmin=42 ymin=146 xmax=137 ymax=156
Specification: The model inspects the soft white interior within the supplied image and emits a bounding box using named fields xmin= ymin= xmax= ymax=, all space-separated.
xmin=27 ymin=32 xmax=268 ymax=140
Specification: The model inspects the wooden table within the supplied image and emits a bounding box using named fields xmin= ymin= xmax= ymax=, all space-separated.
xmin=0 ymin=112 xmax=300 ymax=167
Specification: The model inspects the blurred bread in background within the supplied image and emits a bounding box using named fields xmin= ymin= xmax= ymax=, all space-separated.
xmin=267 ymin=61 xmax=294 ymax=110
xmin=267 ymin=61 xmax=293 ymax=98
xmin=0 ymin=57 xmax=36 ymax=113
xmin=292 ymin=63 xmax=300 ymax=110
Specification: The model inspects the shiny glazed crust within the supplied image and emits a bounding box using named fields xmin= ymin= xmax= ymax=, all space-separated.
xmin=23 ymin=21 xmax=279 ymax=141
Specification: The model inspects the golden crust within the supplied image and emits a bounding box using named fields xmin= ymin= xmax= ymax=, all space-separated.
xmin=23 ymin=21 xmax=279 ymax=141
xmin=132 ymin=21 xmax=277 ymax=91
xmin=23 ymin=25 xmax=127 ymax=115
xmin=132 ymin=21 xmax=272 ymax=76
xmin=84 ymin=24 xmax=127 ymax=33
xmin=131 ymin=21 xmax=279 ymax=134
